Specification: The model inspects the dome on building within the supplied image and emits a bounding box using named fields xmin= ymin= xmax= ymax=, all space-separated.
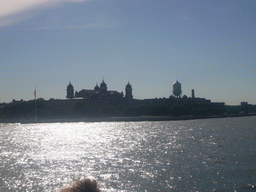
xmin=94 ymin=83 xmax=100 ymax=91
xmin=100 ymin=80 xmax=107 ymax=88
xmin=126 ymin=82 xmax=132 ymax=89
xmin=100 ymin=80 xmax=107 ymax=93
xmin=67 ymin=82 xmax=73 ymax=89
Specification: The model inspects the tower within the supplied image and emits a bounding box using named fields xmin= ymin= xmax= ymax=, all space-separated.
xmin=100 ymin=80 xmax=107 ymax=94
xmin=173 ymin=81 xmax=182 ymax=98
xmin=125 ymin=82 xmax=133 ymax=100
xmin=66 ymin=81 xmax=74 ymax=99
xmin=192 ymin=89 xmax=195 ymax=99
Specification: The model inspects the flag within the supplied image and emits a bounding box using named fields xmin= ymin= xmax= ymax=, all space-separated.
xmin=34 ymin=88 xmax=36 ymax=98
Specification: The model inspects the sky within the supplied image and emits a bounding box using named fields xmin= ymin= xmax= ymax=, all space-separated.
xmin=0 ymin=0 xmax=256 ymax=105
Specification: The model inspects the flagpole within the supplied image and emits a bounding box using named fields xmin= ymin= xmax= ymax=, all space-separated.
xmin=34 ymin=87 xmax=37 ymax=121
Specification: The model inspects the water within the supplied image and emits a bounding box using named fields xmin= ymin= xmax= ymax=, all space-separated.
xmin=0 ymin=116 xmax=256 ymax=191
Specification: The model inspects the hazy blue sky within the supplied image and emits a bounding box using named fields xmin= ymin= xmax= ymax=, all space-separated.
xmin=1 ymin=0 xmax=256 ymax=105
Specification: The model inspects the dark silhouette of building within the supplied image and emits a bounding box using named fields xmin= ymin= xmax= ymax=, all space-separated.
xmin=66 ymin=81 xmax=74 ymax=99
xmin=44 ymin=80 xmax=133 ymax=112
xmin=125 ymin=82 xmax=133 ymax=100
xmin=74 ymin=80 xmax=127 ymax=100
xmin=43 ymin=80 xmax=225 ymax=116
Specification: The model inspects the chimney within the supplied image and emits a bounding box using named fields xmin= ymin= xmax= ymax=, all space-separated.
xmin=192 ymin=89 xmax=195 ymax=98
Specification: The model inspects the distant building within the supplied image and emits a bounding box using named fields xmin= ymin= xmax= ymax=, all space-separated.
xmin=241 ymin=102 xmax=248 ymax=106
xmin=74 ymin=80 xmax=129 ymax=100
xmin=45 ymin=80 xmax=133 ymax=111
xmin=44 ymin=80 xmax=225 ymax=115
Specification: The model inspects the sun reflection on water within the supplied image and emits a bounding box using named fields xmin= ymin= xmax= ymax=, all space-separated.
xmin=0 ymin=117 xmax=256 ymax=191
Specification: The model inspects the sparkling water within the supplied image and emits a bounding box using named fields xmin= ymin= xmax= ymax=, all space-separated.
xmin=0 ymin=116 xmax=256 ymax=191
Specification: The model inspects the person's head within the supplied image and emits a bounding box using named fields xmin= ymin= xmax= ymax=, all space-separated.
xmin=59 ymin=178 xmax=101 ymax=192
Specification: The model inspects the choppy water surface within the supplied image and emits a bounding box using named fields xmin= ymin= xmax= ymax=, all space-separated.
xmin=1 ymin=116 xmax=256 ymax=191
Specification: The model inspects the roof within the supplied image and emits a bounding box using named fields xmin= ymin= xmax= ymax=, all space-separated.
xmin=173 ymin=80 xmax=181 ymax=85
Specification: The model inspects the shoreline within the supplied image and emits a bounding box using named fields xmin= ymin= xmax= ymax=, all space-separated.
xmin=1 ymin=113 xmax=255 ymax=124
